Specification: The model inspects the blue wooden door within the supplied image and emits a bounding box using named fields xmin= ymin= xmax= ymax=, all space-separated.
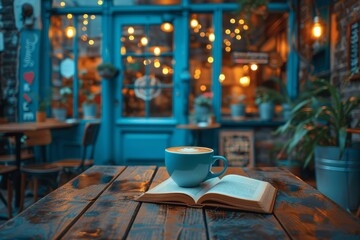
xmin=113 ymin=15 xmax=187 ymax=165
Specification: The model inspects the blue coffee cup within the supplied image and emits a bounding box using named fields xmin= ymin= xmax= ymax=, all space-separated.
xmin=165 ymin=146 xmax=228 ymax=187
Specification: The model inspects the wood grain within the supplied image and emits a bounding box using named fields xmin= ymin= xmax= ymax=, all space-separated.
xmin=245 ymin=167 xmax=360 ymax=239
xmin=205 ymin=167 xmax=289 ymax=240
xmin=126 ymin=167 xmax=207 ymax=240
xmin=0 ymin=166 xmax=125 ymax=239
xmin=62 ymin=166 xmax=157 ymax=239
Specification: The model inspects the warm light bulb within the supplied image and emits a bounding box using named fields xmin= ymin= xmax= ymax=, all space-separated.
xmin=219 ymin=74 xmax=225 ymax=82
xmin=88 ymin=39 xmax=94 ymax=45
xmin=250 ymin=64 xmax=258 ymax=71
xmin=154 ymin=47 xmax=161 ymax=56
xmin=209 ymin=33 xmax=215 ymax=42
xmin=140 ymin=37 xmax=148 ymax=46
xmin=190 ymin=19 xmax=199 ymax=28
xmin=239 ymin=76 xmax=250 ymax=87
xmin=161 ymin=22 xmax=173 ymax=32
xmin=65 ymin=26 xmax=75 ymax=38
xmin=312 ymin=17 xmax=323 ymax=39
xmin=128 ymin=27 xmax=135 ymax=34
xmin=200 ymin=85 xmax=207 ymax=92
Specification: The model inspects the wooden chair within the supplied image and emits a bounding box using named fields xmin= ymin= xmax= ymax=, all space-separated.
xmin=0 ymin=165 xmax=17 ymax=219
xmin=19 ymin=129 xmax=62 ymax=212
xmin=54 ymin=122 xmax=100 ymax=174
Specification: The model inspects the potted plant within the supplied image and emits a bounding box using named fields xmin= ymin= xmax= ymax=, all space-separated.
xmin=276 ymin=78 xmax=360 ymax=211
xmin=37 ymin=98 xmax=50 ymax=122
xmin=228 ymin=94 xmax=246 ymax=118
xmin=255 ymin=87 xmax=280 ymax=121
xmin=52 ymin=86 xmax=72 ymax=121
xmin=97 ymin=62 xmax=118 ymax=80
xmin=82 ymin=89 xmax=98 ymax=119
xmin=194 ymin=92 xmax=213 ymax=124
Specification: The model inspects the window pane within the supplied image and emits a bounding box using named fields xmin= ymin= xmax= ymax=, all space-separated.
xmin=49 ymin=15 xmax=74 ymax=120
xmin=49 ymin=14 xmax=102 ymax=120
xmin=113 ymin=0 xmax=180 ymax=6
xmin=77 ymin=15 xmax=102 ymax=119
xmin=52 ymin=0 xmax=103 ymax=8
xmin=221 ymin=12 xmax=288 ymax=117
xmin=121 ymin=23 xmax=174 ymax=118
xmin=189 ymin=13 xmax=213 ymax=122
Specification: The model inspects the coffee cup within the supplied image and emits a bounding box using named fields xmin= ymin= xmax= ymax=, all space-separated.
xmin=165 ymin=146 xmax=228 ymax=187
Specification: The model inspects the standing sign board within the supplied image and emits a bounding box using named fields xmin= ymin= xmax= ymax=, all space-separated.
xmin=18 ymin=29 xmax=41 ymax=122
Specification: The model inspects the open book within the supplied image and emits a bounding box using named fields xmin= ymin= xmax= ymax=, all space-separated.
xmin=136 ymin=174 xmax=277 ymax=213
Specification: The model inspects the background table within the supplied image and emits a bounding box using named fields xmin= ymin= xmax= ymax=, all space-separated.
xmin=0 ymin=120 xmax=75 ymax=208
xmin=0 ymin=165 xmax=359 ymax=239
xmin=176 ymin=123 xmax=220 ymax=146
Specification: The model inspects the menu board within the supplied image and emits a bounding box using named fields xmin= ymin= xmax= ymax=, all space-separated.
xmin=348 ymin=20 xmax=360 ymax=80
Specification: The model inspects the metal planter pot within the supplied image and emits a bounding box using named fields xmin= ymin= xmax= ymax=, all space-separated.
xmin=230 ymin=103 xmax=246 ymax=118
xmin=315 ymin=146 xmax=360 ymax=211
xmin=259 ymin=102 xmax=274 ymax=121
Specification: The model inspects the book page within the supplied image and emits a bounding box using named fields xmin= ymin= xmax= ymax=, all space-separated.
xmin=203 ymin=174 xmax=266 ymax=201
xmin=146 ymin=177 xmax=220 ymax=201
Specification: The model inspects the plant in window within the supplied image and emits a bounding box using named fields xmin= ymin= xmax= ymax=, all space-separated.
xmin=194 ymin=92 xmax=213 ymax=108
xmin=228 ymin=94 xmax=246 ymax=118
xmin=82 ymin=89 xmax=98 ymax=119
xmin=255 ymin=86 xmax=281 ymax=121
xmin=97 ymin=62 xmax=118 ymax=80
xmin=194 ymin=92 xmax=213 ymax=123
xmin=52 ymin=86 xmax=72 ymax=121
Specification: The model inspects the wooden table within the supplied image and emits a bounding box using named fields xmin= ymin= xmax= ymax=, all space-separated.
xmin=0 ymin=166 xmax=359 ymax=239
xmin=0 ymin=120 xmax=75 ymax=208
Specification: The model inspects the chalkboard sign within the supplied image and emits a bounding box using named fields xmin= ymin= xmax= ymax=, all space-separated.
xmin=219 ymin=130 xmax=254 ymax=167
xmin=348 ymin=19 xmax=360 ymax=80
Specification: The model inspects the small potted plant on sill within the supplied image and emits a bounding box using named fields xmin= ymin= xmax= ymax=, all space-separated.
xmin=255 ymin=86 xmax=280 ymax=121
xmin=82 ymin=89 xmax=98 ymax=119
xmin=275 ymin=77 xmax=360 ymax=211
xmin=228 ymin=94 xmax=246 ymax=118
xmin=194 ymin=92 xmax=213 ymax=124
xmin=52 ymin=86 xmax=72 ymax=121
xmin=36 ymin=98 xmax=50 ymax=122
xmin=97 ymin=62 xmax=118 ymax=80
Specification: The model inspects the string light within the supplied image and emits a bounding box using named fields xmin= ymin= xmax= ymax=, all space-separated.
xmin=190 ymin=18 xmax=199 ymax=28
xmin=239 ymin=76 xmax=250 ymax=87
xmin=161 ymin=22 xmax=173 ymax=32
xmin=128 ymin=27 xmax=135 ymax=34
xmin=140 ymin=37 xmax=148 ymax=46
xmin=250 ymin=64 xmax=258 ymax=71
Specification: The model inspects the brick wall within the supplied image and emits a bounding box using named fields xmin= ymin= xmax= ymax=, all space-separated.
xmin=332 ymin=0 xmax=360 ymax=125
xmin=0 ymin=0 xmax=19 ymax=122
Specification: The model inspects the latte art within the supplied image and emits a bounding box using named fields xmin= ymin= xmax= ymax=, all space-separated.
xmin=166 ymin=146 xmax=212 ymax=154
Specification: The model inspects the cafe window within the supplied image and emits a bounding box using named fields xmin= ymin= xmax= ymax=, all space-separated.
xmin=120 ymin=24 xmax=174 ymax=118
xmin=49 ymin=14 xmax=102 ymax=119
xmin=220 ymin=12 xmax=288 ymax=117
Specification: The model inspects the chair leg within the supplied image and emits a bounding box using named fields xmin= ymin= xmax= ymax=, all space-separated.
xmin=6 ymin=174 xmax=12 ymax=219
xmin=19 ymin=173 xmax=26 ymax=213
xmin=33 ymin=177 xmax=38 ymax=203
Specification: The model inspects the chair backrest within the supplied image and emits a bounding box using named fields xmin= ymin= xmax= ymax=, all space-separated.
xmin=24 ymin=129 xmax=52 ymax=147
xmin=81 ymin=122 xmax=100 ymax=163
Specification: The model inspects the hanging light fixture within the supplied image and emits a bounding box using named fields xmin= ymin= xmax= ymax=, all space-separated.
xmin=311 ymin=16 xmax=323 ymax=39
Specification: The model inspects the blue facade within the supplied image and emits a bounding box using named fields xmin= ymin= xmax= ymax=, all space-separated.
xmin=26 ymin=0 xmax=298 ymax=166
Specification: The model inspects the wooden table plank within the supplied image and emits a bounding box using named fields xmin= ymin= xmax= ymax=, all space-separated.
xmin=126 ymin=167 xmax=207 ymax=240
xmin=205 ymin=167 xmax=290 ymax=240
xmin=0 ymin=166 xmax=125 ymax=239
xmin=245 ymin=167 xmax=360 ymax=239
xmin=62 ymin=166 xmax=157 ymax=239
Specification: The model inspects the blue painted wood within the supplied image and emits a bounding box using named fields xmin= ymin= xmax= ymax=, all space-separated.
xmin=97 ymin=0 xmax=115 ymax=164
xmin=73 ymin=16 xmax=79 ymax=119
xmin=40 ymin=0 xmax=52 ymax=116
xmin=18 ymin=30 xmax=41 ymax=122
xmin=287 ymin=0 xmax=299 ymax=99
xmin=212 ymin=9 xmax=223 ymax=122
